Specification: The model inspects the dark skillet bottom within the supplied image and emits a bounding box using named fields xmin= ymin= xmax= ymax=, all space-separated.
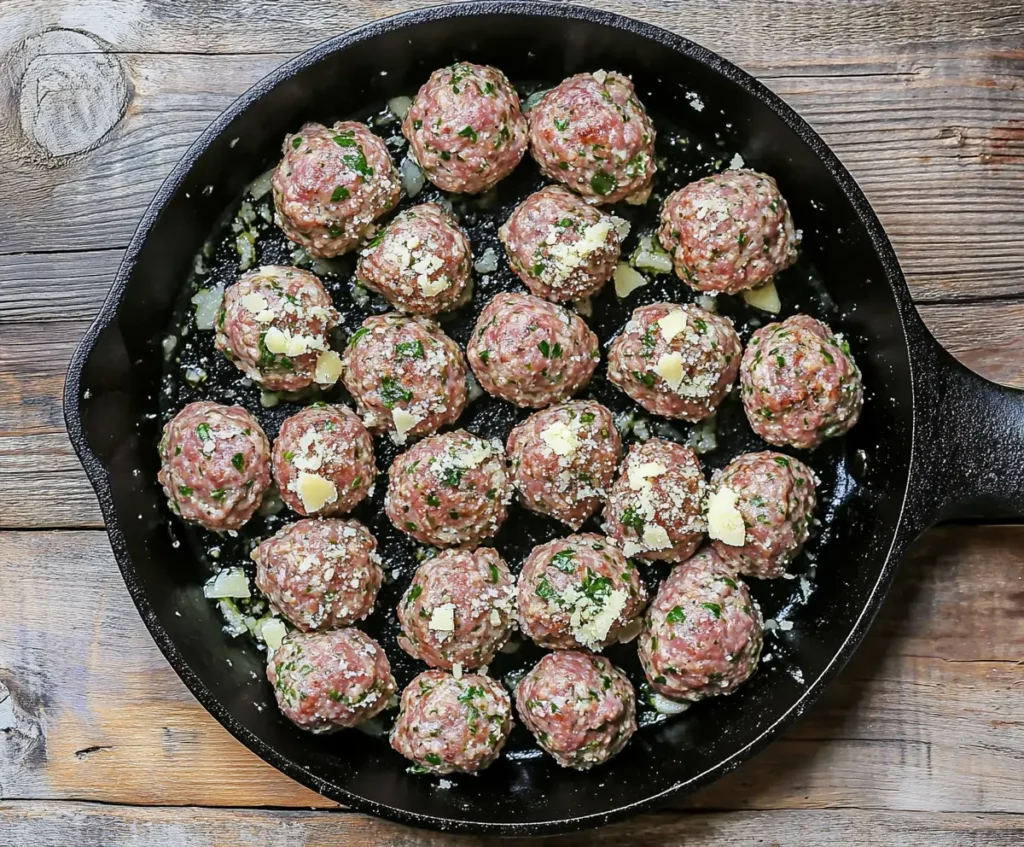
xmin=66 ymin=3 xmax=916 ymax=833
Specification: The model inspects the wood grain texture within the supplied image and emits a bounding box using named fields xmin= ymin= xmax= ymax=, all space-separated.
xmin=2 ymin=527 xmax=1022 ymax=813
xmin=1 ymin=801 xmax=1023 ymax=847
xmin=0 ymin=1 xmax=1021 ymax=301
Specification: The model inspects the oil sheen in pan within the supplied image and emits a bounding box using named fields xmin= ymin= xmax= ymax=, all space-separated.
xmin=158 ymin=82 xmax=870 ymax=761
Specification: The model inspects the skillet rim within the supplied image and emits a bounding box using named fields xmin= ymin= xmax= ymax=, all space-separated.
xmin=63 ymin=0 xmax=919 ymax=834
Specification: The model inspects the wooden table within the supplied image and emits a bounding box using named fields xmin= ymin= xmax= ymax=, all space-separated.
xmin=2 ymin=1 xmax=1022 ymax=843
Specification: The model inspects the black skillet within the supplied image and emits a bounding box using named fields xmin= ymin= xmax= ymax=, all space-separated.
xmin=63 ymin=2 xmax=1024 ymax=836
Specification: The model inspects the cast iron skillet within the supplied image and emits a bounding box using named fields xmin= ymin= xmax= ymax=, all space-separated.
xmin=63 ymin=2 xmax=1024 ymax=835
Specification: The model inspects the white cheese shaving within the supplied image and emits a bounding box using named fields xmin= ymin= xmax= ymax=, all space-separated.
xmin=419 ymin=274 xmax=451 ymax=297
xmin=241 ymin=292 xmax=268 ymax=314
xmin=654 ymin=352 xmax=685 ymax=390
xmin=452 ymin=662 xmax=463 ymax=680
xmin=657 ymin=309 xmax=688 ymax=342
xmin=628 ymin=461 xmax=667 ymax=491
xmin=613 ymin=262 xmax=647 ymax=297
xmin=743 ymin=280 xmax=781 ymax=313
xmin=428 ymin=603 xmax=456 ymax=633
xmin=294 ymin=472 xmax=338 ymax=513
xmin=391 ymin=408 xmax=424 ymax=445
xmin=642 ymin=524 xmax=671 ymax=551
xmin=707 ymin=485 xmax=746 ymax=546
xmin=541 ymin=421 xmax=579 ymax=457
xmin=314 ymin=350 xmax=342 ymax=385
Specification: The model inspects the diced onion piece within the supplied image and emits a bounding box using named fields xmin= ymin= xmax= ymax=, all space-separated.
xmin=743 ymin=280 xmax=781 ymax=314
xmin=630 ymin=235 xmax=673 ymax=274
xmin=161 ymin=335 xmax=178 ymax=359
xmin=499 ymin=637 xmax=521 ymax=654
xmin=235 ymin=230 xmax=256 ymax=271
xmin=465 ymin=372 xmax=483 ymax=404
xmin=632 ymin=417 xmax=651 ymax=441
xmin=191 ymin=285 xmax=225 ymax=330
xmin=523 ymin=87 xmax=551 ymax=111
xmin=314 ymin=350 xmax=343 ymax=386
xmin=310 ymin=257 xmax=347 ymax=278
xmin=258 ymin=617 xmax=287 ymax=650
xmin=217 ymin=599 xmax=248 ymax=637
xmin=258 ymin=488 xmax=284 ymax=517
xmin=350 ymin=282 xmax=370 ymax=307
xmin=355 ymin=716 xmax=386 ymax=737
xmin=616 ymin=617 xmax=643 ymax=644
xmin=473 ymin=247 xmax=499 ymax=274
xmin=686 ymin=415 xmax=718 ymax=455
xmin=696 ymin=293 xmax=719 ymax=314
xmin=400 ymin=156 xmax=425 ymax=199
xmin=610 ymin=215 xmax=631 ymax=240
xmin=248 ymin=168 xmax=275 ymax=200
xmin=707 ymin=485 xmax=746 ymax=546
xmin=388 ymin=95 xmax=413 ymax=120
xmin=204 ymin=568 xmax=251 ymax=600
xmin=614 ymin=262 xmax=648 ymax=298
xmin=259 ymin=390 xmax=279 ymax=408
xmin=184 ymin=367 xmax=208 ymax=385
xmin=650 ymin=691 xmax=691 ymax=716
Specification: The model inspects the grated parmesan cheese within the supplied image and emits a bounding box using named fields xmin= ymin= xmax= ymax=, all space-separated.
xmin=707 ymin=485 xmax=746 ymax=546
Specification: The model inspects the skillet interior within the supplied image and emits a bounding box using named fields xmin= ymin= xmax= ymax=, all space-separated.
xmin=68 ymin=4 xmax=916 ymax=833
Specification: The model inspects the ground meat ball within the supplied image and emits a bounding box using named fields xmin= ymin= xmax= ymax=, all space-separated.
xmin=253 ymin=518 xmax=382 ymax=631
xmin=267 ymin=628 xmax=396 ymax=733
xmin=272 ymin=405 xmax=375 ymax=517
xmin=468 ymin=292 xmax=599 ymax=408
xmin=657 ymin=169 xmax=800 ymax=294
xmin=390 ymin=670 xmax=513 ymax=773
xmin=158 ymin=401 xmax=270 ymax=531
xmin=607 ymin=303 xmax=742 ymax=422
xmin=272 ymin=121 xmax=401 ymax=258
xmin=385 ymin=430 xmax=511 ymax=548
xmin=528 ymin=71 xmax=656 ymax=205
xmin=515 ymin=651 xmax=636 ymax=770
xmin=741 ymin=314 xmax=863 ymax=449
xmin=506 ymin=400 xmax=622 ymax=529
xmin=709 ymin=452 xmax=817 ymax=579
xmin=397 ymin=547 xmax=516 ymax=670
xmin=403 ymin=62 xmax=528 ymax=194
xmin=638 ymin=549 xmax=763 ymax=703
xmin=516 ymin=533 xmax=646 ymax=651
xmin=339 ymin=313 xmax=467 ymax=444
xmin=356 ymin=203 xmax=472 ymax=315
xmin=603 ymin=439 xmax=706 ymax=563
xmin=498 ymin=186 xmax=622 ymax=302
xmin=215 ymin=265 xmax=341 ymax=392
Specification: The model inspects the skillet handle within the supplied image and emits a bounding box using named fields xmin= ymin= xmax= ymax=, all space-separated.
xmin=908 ymin=310 xmax=1024 ymax=524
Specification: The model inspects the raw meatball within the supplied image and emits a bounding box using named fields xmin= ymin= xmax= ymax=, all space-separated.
xmin=267 ymin=628 xmax=396 ymax=732
xmin=385 ymin=430 xmax=511 ymax=548
xmin=397 ymin=547 xmax=516 ymax=670
xmin=468 ymin=292 xmax=599 ymax=408
xmin=272 ymin=121 xmax=401 ymax=258
xmin=638 ymin=549 xmax=763 ymax=703
xmin=528 ymin=70 xmax=656 ymax=205
xmin=709 ymin=452 xmax=817 ymax=579
xmin=272 ymin=405 xmax=375 ymax=517
xmin=603 ymin=439 xmax=706 ymax=563
xmin=402 ymin=62 xmax=528 ymax=194
xmin=516 ymin=533 xmax=646 ymax=651
xmin=607 ymin=302 xmax=741 ymax=422
xmin=356 ymin=203 xmax=472 ymax=315
xmin=158 ymin=401 xmax=270 ymax=532
xmin=741 ymin=314 xmax=863 ymax=449
xmin=506 ymin=400 xmax=622 ymax=529
xmin=515 ymin=650 xmax=636 ymax=770
xmin=390 ymin=670 xmax=513 ymax=773
xmin=657 ymin=169 xmax=799 ymax=294
xmin=215 ymin=265 xmax=341 ymax=392
xmin=499 ymin=185 xmax=622 ymax=302
xmin=339 ymin=313 xmax=467 ymax=444
xmin=253 ymin=518 xmax=382 ymax=631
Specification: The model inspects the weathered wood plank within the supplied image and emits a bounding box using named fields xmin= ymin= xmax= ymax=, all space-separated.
xmin=1 ymin=801 xmax=1022 ymax=847
xmin=0 ymin=3 xmax=1021 ymax=300
xmin=2 ymin=527 xmax=1022 ymax=812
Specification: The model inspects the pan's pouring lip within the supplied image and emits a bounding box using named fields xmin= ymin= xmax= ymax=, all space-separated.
xmin=63 ymin=0 xmax=916 ymax=835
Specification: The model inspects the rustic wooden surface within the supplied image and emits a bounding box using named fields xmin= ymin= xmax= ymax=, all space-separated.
xmin=1 ymin=0 xmax=1022 ymax=844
